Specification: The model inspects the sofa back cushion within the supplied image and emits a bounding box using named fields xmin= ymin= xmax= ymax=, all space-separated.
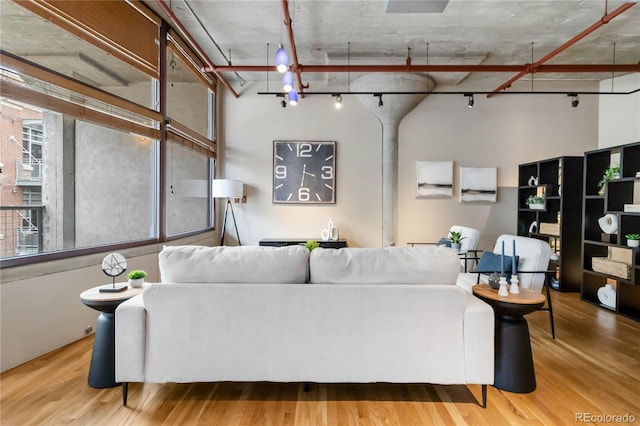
xmin=309 ymin=246 xmax=460 ymax=284
xmin=159 ymin=245 xmax=309 ymax=284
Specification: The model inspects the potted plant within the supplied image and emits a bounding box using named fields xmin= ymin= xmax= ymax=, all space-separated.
xmin=526 ymin=195 xmax=545 ymax=210
xmin=449 ymin=230 xmax=465 ymax=251
xmin=597 ymin=165 xmax=620 ymax=195
xmin=127 ymin=270 xmax=147 ymax=288
xmin=625 ymin=233 xmax=640 ymax=248
xmin=304 ymin=240 xmax=320 ymax=251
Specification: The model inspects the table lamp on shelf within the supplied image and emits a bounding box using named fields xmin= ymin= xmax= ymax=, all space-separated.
xmin=212 ymin=179 xmax=243 ymax=246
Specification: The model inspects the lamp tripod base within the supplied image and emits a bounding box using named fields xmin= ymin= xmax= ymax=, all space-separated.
xmin=220 ymin=198 xmax=241 ymax=246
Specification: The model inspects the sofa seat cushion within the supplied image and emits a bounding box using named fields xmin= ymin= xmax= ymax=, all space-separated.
xmin=159 ymin=245 xmax=309 ymax=284
xmin=310 ymin=246 xmax=460 ymax=284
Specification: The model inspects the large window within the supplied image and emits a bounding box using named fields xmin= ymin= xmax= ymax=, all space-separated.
xmin=0 ymin=1 xmax=218 ymax=265
xmin=166 ymin=143 xmax=211 ymax=236
xmin=0 ymin=96 xmax=157 ymax=258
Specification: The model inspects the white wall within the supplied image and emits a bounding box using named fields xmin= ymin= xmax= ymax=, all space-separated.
xmin=0 ymin=231 xmax=214 ymax=372
xmin=598 ymin=73 xmax=640 ymax=148
xmin=221 ymin=79 xmax=599 ymax=250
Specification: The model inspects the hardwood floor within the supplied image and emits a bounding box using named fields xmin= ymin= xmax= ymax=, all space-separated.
xmin=1 ymin=291 xmax=639 ymax=425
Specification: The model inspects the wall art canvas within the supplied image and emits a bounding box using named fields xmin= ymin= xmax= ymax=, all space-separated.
xmin=416 ymin=161 xmax=453 ymax=198
xmin=460 ymin=167 xmax=497 ymax=202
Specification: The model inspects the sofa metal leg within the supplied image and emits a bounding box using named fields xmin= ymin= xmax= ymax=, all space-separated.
xmin=303 ymin=383 xmax=311 ymax=392
xmin=122 ymin=382 xmax=128 ymax=406
xmin=481 ymin=384 xmax=487 ymax=408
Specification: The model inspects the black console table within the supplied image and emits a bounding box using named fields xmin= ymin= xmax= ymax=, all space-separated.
xmin=259 ymin=238 xmax=348 ymax=249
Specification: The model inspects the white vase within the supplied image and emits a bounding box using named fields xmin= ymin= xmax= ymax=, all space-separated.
xmin=529 ymin=204 xmax=544 ymax=210
xmin=597 ymin=284 xmax=616 ymax=308
xmin=129 ymin=278 xmax=144 ymax=288
xmin=451 ymin=242 xmax=461 ymax=251
xmin=627 ymin=239 xmax=640 ymax=248
xmin=598 ymin=214 xmax=619 ymax=234
xmin=321 ymin=218 xmax=339 ymax=241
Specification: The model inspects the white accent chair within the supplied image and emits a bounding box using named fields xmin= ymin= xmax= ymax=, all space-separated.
xmin=449 ymin=225 xmax=481 ymax=272
xmin=457 ymin=234 xmax=556 ymax=338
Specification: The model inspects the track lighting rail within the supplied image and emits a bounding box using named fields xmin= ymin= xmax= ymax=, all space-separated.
xmin=257 ymin=89 xmax=639 ymax=96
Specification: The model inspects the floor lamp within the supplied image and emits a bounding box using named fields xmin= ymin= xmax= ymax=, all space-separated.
xmin=212 ymin=179 xmax=243 ymax=246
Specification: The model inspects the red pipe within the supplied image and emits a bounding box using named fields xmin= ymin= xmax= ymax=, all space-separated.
xmin=155 ymin=0 xmax=239 ymax=98
xmin=207 ymin=63 xmax=640 ymax=74
xmin=488 ymin=2 xmax=636 ymax=98
xmin=281 ymin=0 xmax=308 ymax=95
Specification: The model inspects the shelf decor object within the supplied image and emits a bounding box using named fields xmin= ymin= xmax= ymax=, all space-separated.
xmin=592 ymin=257 xmax=631 ymax=279
xmin=518 ymin=156 xmax=583 ymax=292
xmin=597 ymin=284 xmax=616 ymax=308
xmin=598 ymin=214 xmax=619 ymax=234
xmin=582 ymin=141 xmax=640 ymax=321
xmin=626 ymin=233 xmax=640 ymax=248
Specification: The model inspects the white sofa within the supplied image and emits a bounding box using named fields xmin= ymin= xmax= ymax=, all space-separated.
xmin=115 ymin=245 xmax=494 ymax=406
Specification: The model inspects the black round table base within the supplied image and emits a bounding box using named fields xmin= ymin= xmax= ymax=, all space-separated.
xmin=88 ymin=312 xmax=121 ymax=388
xmin=494 ymin=314 xmax=536 ymax=393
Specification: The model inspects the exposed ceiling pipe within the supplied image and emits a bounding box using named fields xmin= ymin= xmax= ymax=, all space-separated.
xmin=487 ymin=2 xmax=636 ymax=98
xmin=155 ymin=0 xmax=239 ymax=98
xmin=207 ymin=64 xmax=640 ymax=74
xmin=281 ymin=0 xmax=308 ymax=95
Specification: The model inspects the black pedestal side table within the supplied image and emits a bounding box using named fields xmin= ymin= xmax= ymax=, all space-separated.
xmin=472 ymin=283 xmax=546 ymax=393
xmin=80 ymin=285 xmax=144 ymax=388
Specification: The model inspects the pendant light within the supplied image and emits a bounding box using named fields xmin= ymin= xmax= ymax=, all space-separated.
xmin=288 ymin=89 xmax=298 ymax=106
xmin=282 ymin=71 xmax=294 ymax=93
xmin=275 ymin=44 xmax=289 ymax=73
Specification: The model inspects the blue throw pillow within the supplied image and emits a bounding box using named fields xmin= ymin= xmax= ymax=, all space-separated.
xmin=436 ymin=238 xmax=452 ymax=247
xmin=476 ymin=251 xmax=519 ymax=280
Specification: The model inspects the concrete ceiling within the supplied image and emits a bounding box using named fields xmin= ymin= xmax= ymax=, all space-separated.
xmin=1 ymin=1 xmax=638 ymax=93
xmin=147 ymin=0 xmax=640 ymax=91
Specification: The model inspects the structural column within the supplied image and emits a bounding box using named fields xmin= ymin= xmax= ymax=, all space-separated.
xmin=352 ymin=73 xmax=434 ymax=246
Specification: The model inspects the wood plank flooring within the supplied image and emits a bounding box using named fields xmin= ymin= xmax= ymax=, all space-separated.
xmin=1 ymin=291 xmax=639 ymax=425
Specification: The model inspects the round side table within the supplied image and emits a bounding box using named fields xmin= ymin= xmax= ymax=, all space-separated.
xmin=472 ymin=283 xmax=545 ymax=393
xmin=80 ymin=284 xmax=144 ymax=388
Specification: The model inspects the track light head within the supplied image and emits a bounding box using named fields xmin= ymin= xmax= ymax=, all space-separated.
xmin=334 ymin=94 xmax=343 ymax=109
xmin=374 ymin=93 xmax=383 ymax=107
xmin=464 ymin=93 xmax=474 ymax=108
xmin=567 ymin=93 xmax=579 ymax=107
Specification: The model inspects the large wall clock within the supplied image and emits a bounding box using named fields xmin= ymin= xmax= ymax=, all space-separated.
xmin=273 ymin=140 xmax=336 ymax=204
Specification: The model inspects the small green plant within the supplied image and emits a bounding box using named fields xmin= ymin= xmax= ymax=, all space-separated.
xmin=304 ymin=240 xmax=320 ymax=251
xmin=526 ymin=195 xmax=545 ymax=205
xmin=448 ymin=231 xmax=466 ymax=244
xmin=598 ymin=165 xmax=620 ymax=189
xmin=127 ymin=270 xmax=147 ymax=280
xmin=625 ymin=233 xmax=640 ymax=241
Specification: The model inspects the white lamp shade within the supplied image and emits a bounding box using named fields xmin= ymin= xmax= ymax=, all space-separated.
xmin=212 ymin=179 xmax=243 ymax=198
